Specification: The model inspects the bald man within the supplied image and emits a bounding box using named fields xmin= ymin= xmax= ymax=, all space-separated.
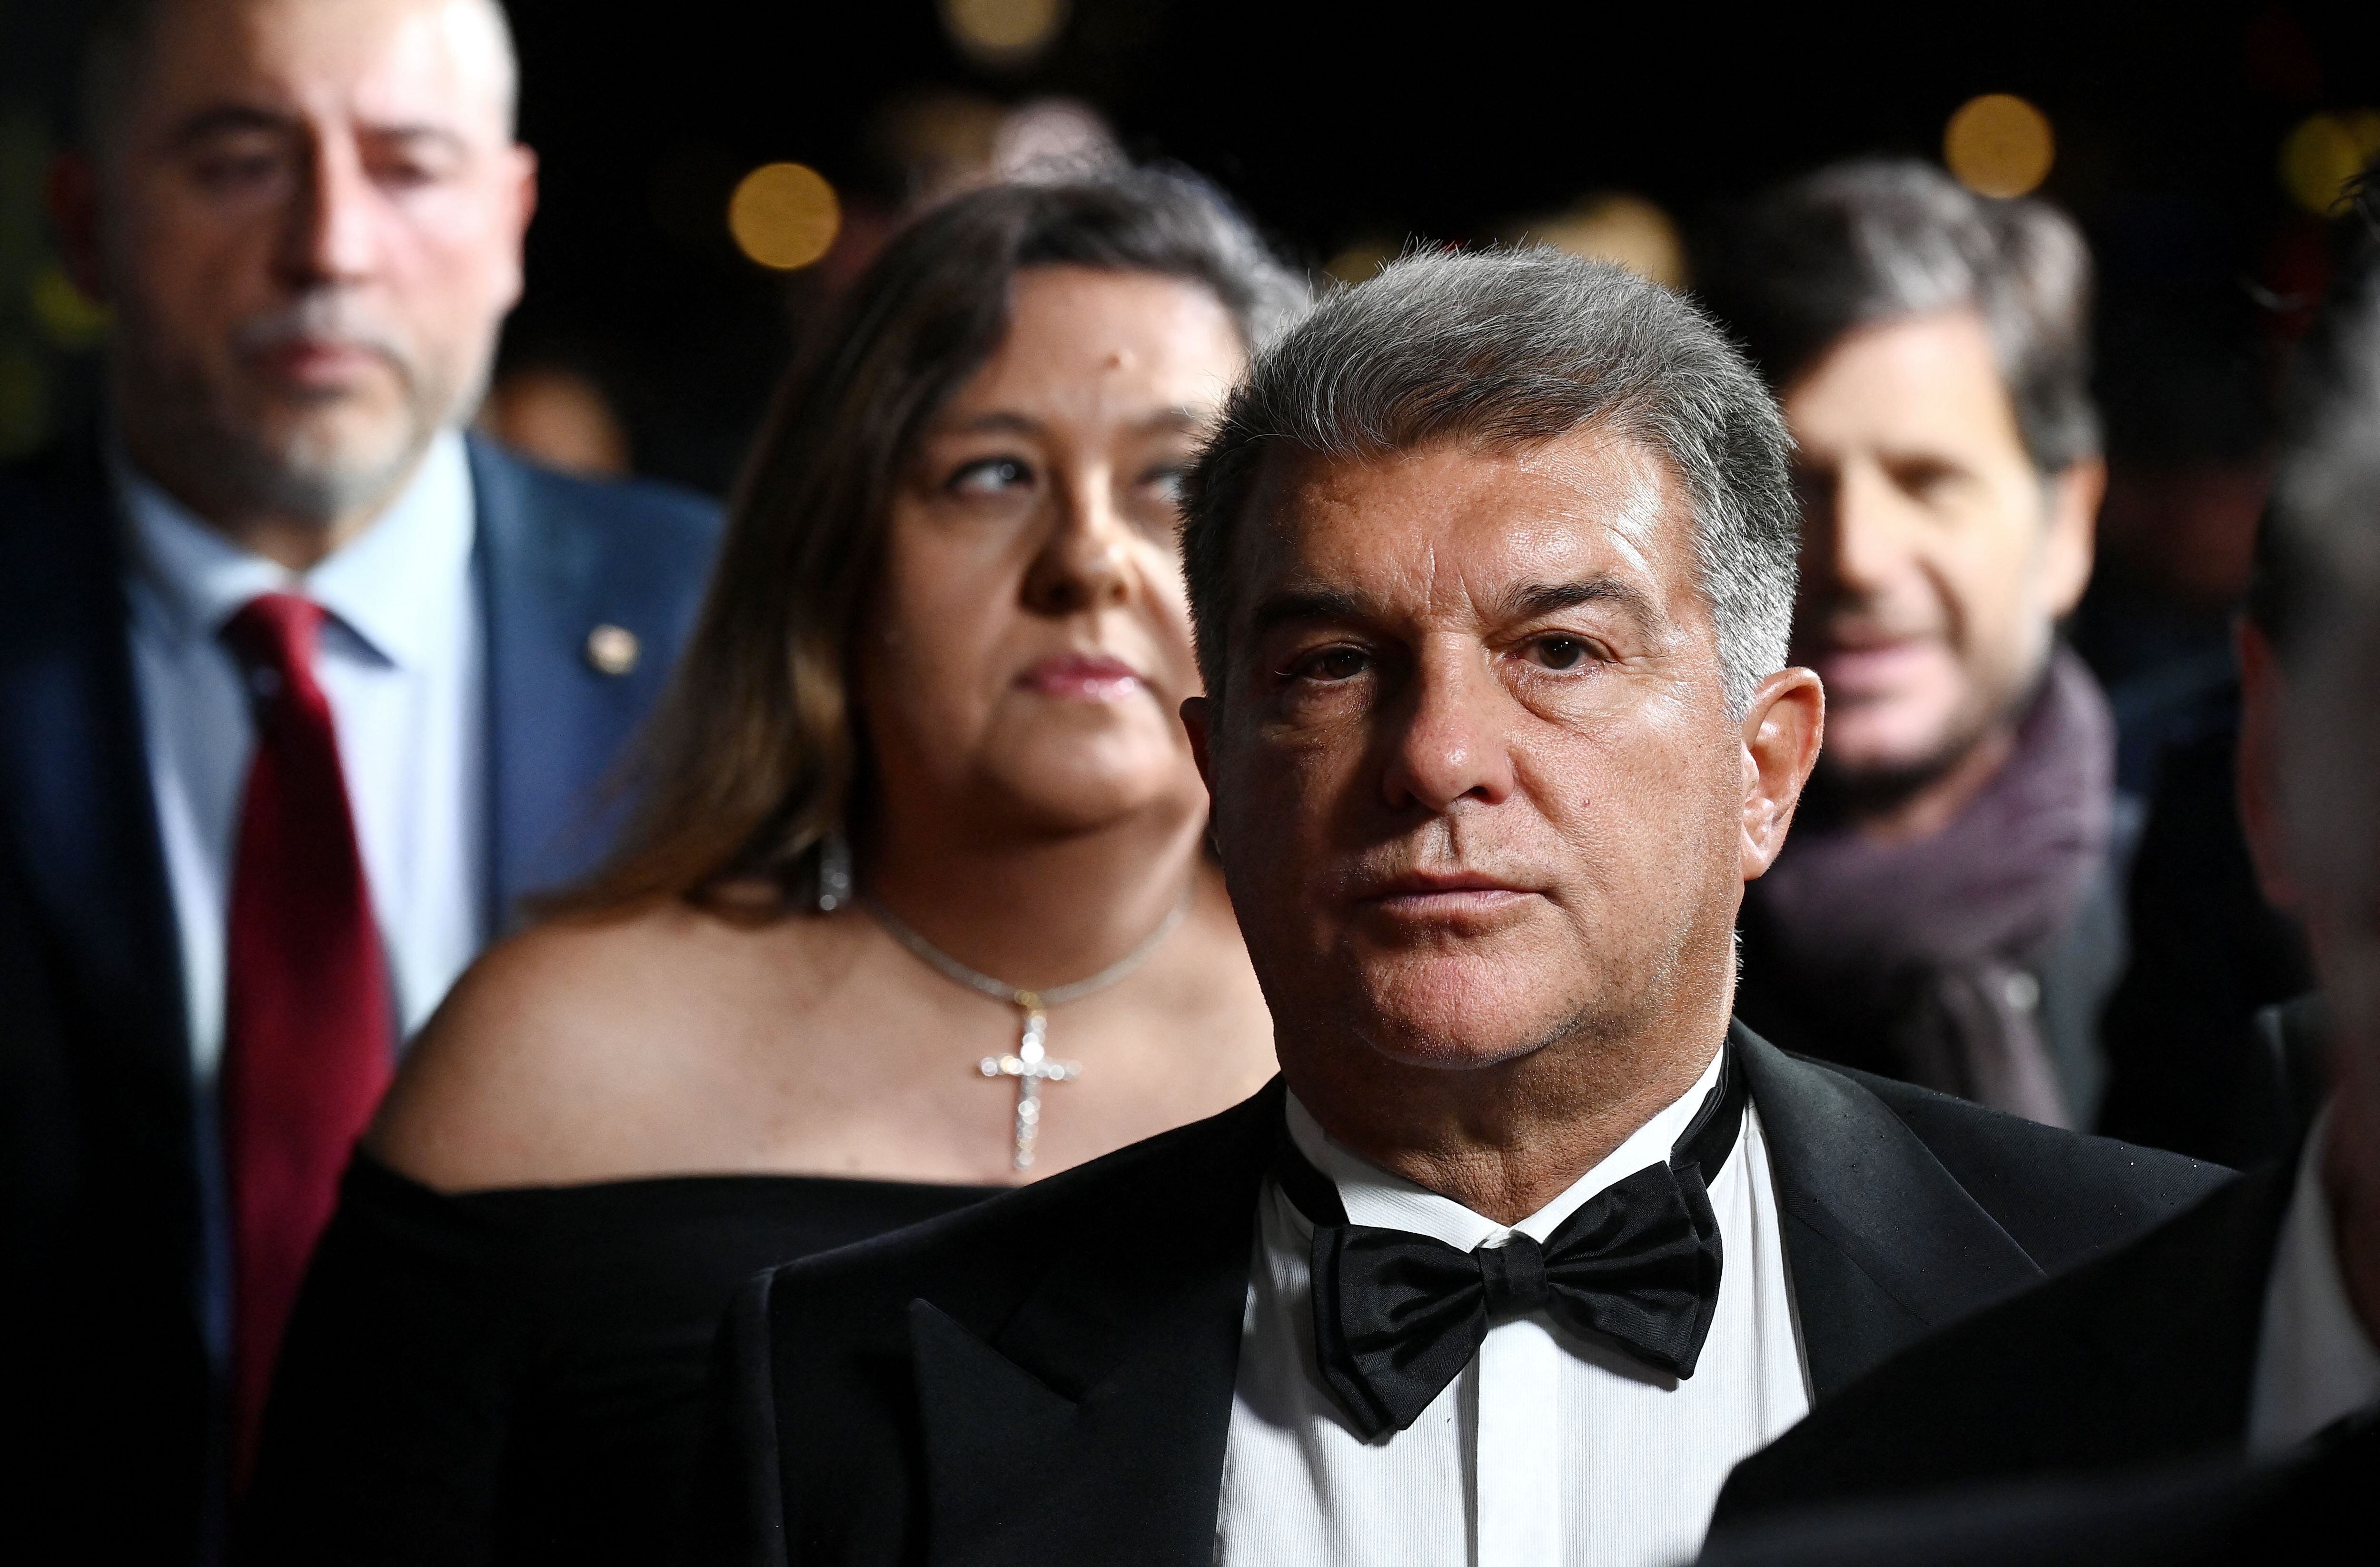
xmin=0 ymin=2 xmax=717 ymax=1556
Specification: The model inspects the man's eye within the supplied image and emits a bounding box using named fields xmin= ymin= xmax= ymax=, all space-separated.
xmin=1893 ymin=460 xmax=1967 ymax=506
xmin=191 ymin=151 xmax=282 ymax=190
xmin=372 ymin=158 xmax=441 ymax=190
xmin=947 ymin=458 xmax=1032 ymax=496
xmin=1527 ymin=635 xmax=1594 ymax=671
xmin=1289 ymin=647 xmax=1369 ymax=683
xmin=1143 ymin=464 xmax=1189 ymax=505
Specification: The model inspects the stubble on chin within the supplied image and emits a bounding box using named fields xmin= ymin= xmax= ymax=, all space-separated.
xmin=117 ymin=303 xmax=473 ymax=530
xmin=1326 ymin=934 xmax=1666 ymax=1076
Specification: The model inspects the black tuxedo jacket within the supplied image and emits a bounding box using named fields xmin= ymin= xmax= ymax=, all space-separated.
xmin=1711 ymin=1148 xmax=2297 ymax=1528
xmin=696 ymin=1025 xmax=2227 ymax=1567
xmin=1698 ymin=1406 xmax=2376 ymax=1567
xmin=0 ymin=437 xmax=719 ymax=1563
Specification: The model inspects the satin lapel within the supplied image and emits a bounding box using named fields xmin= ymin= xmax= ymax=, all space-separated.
xmin=913 ymin=1083 xmax=1280 ymax=1567
xmin=1735 ymin=1023 xmax=2045 ymax=1396
xmin=0 ymin=447 xmax=196 ymax=1226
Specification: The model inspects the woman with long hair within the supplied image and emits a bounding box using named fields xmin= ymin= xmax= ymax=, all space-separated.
xmin=245 ymin=167 xmax=1302 ymax=1565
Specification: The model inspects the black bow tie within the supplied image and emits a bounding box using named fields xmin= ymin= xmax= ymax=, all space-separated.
xmin=1272 ymin=1044 xmax=1746 ymax=1439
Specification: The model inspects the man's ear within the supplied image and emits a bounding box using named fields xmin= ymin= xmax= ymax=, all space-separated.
xmin=2041 ymin=455 xmax=2106 ymax=619
xmin=2236 ymin=618 xmax=2299 ymax=912
xmin=498 ymin=143 xmax=539 ymax=310
xmin=1740 ymin=667 xmax=1825 ymax=881
xmin=47 ymin=152 xmax=107 ymax=303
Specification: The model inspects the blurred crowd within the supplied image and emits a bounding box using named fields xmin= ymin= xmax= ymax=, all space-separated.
xmin=2 ymin=2 xmax=2374 ymax=1566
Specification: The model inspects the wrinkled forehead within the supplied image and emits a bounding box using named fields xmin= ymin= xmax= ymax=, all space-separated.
xmin=1231 ymin=429 xmax=1702 ymax=631
xmin=131 ymin=0 xmax=517 ymax=144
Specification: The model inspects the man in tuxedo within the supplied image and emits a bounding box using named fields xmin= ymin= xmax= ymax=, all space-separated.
xmin=0 ymin=0 xmax=717 ymax=1557
xmin=1708 ymin=192 xmax=2380 ymax=1535
xmin=698 ymin=250 xmax=2220 ymax=1567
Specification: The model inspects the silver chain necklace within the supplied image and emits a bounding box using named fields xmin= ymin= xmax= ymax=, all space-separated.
xmin=862 ymin=887 xmax=1191 ymax=1171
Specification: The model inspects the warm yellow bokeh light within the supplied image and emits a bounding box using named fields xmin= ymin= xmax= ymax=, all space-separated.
xmin=2280 ymin=111 xmax=2380 ymax=216
xmin=1531 ymin=194 xmax=1686 ymax=290
xmin=727 ymin=163 xmax=841 ymax=271
xmin=940 ymin=0 xmax=1069 ymax=66
xmin=1944 ymin=94 xmax=2055 ymax=200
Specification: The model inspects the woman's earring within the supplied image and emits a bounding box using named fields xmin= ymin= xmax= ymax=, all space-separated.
xmin=814 ymin=829 xmax=853 ymax=914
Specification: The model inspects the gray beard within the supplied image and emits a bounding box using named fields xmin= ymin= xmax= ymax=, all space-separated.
xmin=110 ymin=292 xmax=486 ymax=533
xmin=206 ymin=411 xmax=434 ymax=527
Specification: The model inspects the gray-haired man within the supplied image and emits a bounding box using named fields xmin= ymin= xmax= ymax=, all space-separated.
xmin=696 ymin=250 xmax=2219 ymax=1567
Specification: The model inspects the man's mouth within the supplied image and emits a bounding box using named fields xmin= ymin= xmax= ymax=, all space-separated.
xmin=1805 ymin=637 xmax=1942 ymax=698
xmin=249 ymin=337 xmax=389 ymax=389
xmin=1359 ymin=870 xmax=1537 ymax=918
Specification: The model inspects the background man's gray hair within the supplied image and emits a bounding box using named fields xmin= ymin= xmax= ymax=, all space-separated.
xmin=78 ymin=0 xmax=522 ymax=154
xmin=1696 ymin=158 xmax=2099 ymax=476
xmin=2250 ymin=173 xmax=2380 ymax=666
xmin=1181 ymin=247 xmax=1799 ymax=716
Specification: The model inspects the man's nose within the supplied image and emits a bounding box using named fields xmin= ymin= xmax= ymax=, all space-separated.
xmin=277 ymin=133 xmax=379 ymax=288
xmin=1020 ymin=469 xmax=1133 ymax=617
xmin=1381 ymin=645 xmax=1516 ymax=814
xmin=1813 ymin=462 xmax=1907 ymax=598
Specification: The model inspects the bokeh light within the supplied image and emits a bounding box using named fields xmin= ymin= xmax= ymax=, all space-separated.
xmin=30 ymin=265 xmax=110 ymax=347
xmin=478 ymin=367 xmax=631 ymax=478
xmin=1527 ymin=194 xmax=1686 ymax=289
xmin=2280 ymin=111 xmax=2380 ymax=216
xmin=940 ymin=0 xmax=1069 ymax=69
xmin=1944 ymin=93 xmax=2055 ymax=199
xmin=727 ymin=163 xmax=842 ymax=271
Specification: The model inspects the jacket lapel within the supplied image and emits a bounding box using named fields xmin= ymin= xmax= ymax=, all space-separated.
xmin=471 ymin=440 xmax=624 ymax=924
xmin=1736 ymin=1023 xmax=2046 ymax=1396
xmin=912 ymin=1083 xmax=1280 ymax=1567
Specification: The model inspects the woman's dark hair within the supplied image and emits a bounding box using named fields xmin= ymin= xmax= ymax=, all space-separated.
xmin=555 ymin=167 xmax=1306 ymax=918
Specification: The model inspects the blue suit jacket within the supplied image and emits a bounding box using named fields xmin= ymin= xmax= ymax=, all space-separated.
xmin=0 ymin=435 xmax=721 ymax=1561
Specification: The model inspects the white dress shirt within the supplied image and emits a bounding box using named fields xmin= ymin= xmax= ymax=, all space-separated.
xmin=2248 ymin=1108 xmax=2380 ymax=1453
xmin=117 ymin=431 xmax=486 ymax=1082
xmin=1215 ymin=1049 xmax=1811 ymax=1567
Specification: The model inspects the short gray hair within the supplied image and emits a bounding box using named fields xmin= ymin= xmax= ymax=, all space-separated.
xmin=1698 ymin=159 xmax=2099 ymax=476
xmin=1181 ymin=247 xmax=1799 ymax=716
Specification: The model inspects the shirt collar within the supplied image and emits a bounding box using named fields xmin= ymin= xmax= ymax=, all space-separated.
xmin=1283 ymin=1044 xmax=1728 ymax=1252
xmin=113 ymin=430 xmax=477 ymax=669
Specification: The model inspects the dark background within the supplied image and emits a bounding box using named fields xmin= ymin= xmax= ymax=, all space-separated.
xmin=3 ymin=0 xmax=2377 ymax=685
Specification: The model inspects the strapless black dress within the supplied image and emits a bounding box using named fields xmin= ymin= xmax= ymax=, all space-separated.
xmin=243 ymin=1152 xmax=993 ymax=1565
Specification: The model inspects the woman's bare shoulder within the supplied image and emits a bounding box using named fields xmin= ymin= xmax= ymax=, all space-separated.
xmin=369 ymin=898 xmax=812 ymax=1192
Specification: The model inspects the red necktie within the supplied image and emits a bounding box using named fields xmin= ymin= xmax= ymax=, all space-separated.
xmin=218 ymin=593 xmax=395 ymax=1488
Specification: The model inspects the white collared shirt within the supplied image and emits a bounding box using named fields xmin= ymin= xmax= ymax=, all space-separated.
xmin=117 ymin=432 xmax=486 ymax=1081
xmin=1215 ymin=1049 xmax=1810 ymax=1567
xmin=2248 ymin=1107 xmax=2380 ymax=1453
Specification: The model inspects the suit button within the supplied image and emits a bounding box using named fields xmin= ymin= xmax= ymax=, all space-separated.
xmin=585 ymin=623 xmax=640 ymax=676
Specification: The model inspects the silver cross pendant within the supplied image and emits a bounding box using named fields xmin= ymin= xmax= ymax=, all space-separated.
xmin=979 ymin=1003 xmax=1081 ymax=1171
